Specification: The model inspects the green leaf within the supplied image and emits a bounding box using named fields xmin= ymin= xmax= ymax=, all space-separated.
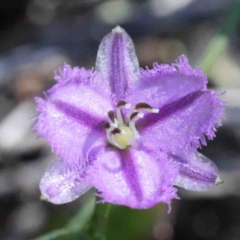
xmin=106 ymin=203 xmax=168 ymax=240
xmin=200 ymin=0 xmax=240 ymax=73
xmin=67 ymin=190 xmax=96 ymax=231
xmin=34 ymin=190 xmax=96 ymax=240
xmin=33 ymin=228 xmax=87 ymax=240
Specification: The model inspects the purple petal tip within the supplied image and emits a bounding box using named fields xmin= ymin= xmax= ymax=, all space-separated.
xmin=112 ymin=26 xmax=125 ymax=33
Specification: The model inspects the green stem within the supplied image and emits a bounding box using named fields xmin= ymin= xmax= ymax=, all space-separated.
xmin=89 ymin=203 xmax=112 ymax=240
xmin=34 ymin=191 xmax=95 ymax=240
xmin=200 ymin=0 xmax=240 ymax=73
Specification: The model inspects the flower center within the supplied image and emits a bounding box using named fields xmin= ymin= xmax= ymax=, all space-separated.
xmin=104 ymin=101 xmax=159 ymax=149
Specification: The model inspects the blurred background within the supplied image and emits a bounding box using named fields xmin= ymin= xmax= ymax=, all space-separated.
xmin=0 ymin=0 xmax=240 ymax=239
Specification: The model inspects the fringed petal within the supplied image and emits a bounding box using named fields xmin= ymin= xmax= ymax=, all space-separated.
xmin=89 ymin=146 xmax=178 ymax=209
xmin=96 ymin=26 xmax=140 ymax=103
xmin=172 ymin=151 xmax=222 ymax=191
xmin=40 ymin=158 xmax=92 ymax=204
xmin=34 ymin=66 xmax=112 ymax=165
xmin=130 ymin=55 xmax=224 ymax=152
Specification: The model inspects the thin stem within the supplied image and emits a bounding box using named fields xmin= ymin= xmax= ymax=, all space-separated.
xmin=89 ymin=203 xmax=112 ymax=240
xmin=200 ymin=0 xmax=240 ymax=74
xmin=101 ymin=203 xmax=112 ymax=240
xmin=34 ymin=190 xmax=95 ymax=240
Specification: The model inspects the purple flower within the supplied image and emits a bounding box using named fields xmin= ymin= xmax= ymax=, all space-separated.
xmin=34 ymin=26 xmax=224 ymax=209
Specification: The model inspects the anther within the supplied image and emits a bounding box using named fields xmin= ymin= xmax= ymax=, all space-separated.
xmin=108 ymin=111 xmax=115 ymax=123
xmin=103 ymin=122 xmax=111 ymax=129
xmin=130 ymin=112 xmax=144 ymax=121
xmin=116 ymin=101 xmax=131 ymax=125
xmin=105 ymin=101 xmax=159 ymax=149
xmin=135 ymin=102 xmax=159 ymax=113
xmin=117 ymin=100 xmax=128 ymax=107
xmin=135 ymin=103 xmax=152 ymax=109
xmin=129 ymin=112 xmax=144 ymax=139
xmin=111 ymin=128 xmax=121 ymax=134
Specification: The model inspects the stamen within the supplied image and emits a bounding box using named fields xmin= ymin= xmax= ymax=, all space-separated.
xmin=129 ymin=112 xmax=144 ymax=138
xmin=111 ymin=128 xmax=121 ymax=134
xmin=117 ymin=101 xmax=131 ymax=109
xmin=105 ymin=101 xmax=159 ymax=149
xmin=116 ymin=109 xmax=124 ymax=125
xmin=117 ymin=100 xmax=128 ymax=107
xmin=116 ymin=101 xmax=131 ymax=125
xmin=108 ymin=111 xmax=115 ymax=123
xmin=135 ymin=103 xmax=152 ymax=109
xmin=105 ymin=126 xmax=112 ymax=143
xmin=135 ymin=102 xmax=159 ymax=113
xmin=151 ymin=108 xmax=159 ymax=113
xmin=130 ymin=112 xmax=138 ymax=121
xmin=103 ymin=122 xmax=111 ymax=129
